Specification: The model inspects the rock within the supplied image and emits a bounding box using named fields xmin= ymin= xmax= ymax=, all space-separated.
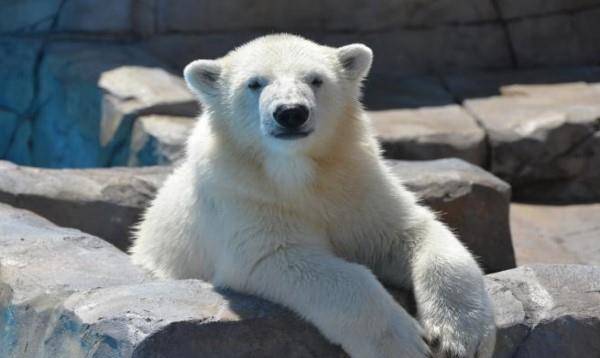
xmin=54 ymin=0 xmax=134 ymax=33
xmin=464 ymin=82 xmax=600 ymax=202
xmin=389 ymin=159 xmax=515 ymax=273
xmin=0 ymin=203 xmax=150 ymax=357
xmin=129 ymin=115 xmax=195 ymax=166
xmin=364 ymin=75 xmax=454 ymax=110
xmin=487 ymin=264 xmax=600 ymax=358
xmin=507 ymin=10 xmax=600 ymax=67
xmin=0 ymin=0 xmax=62 ymax=33
xmin=47 ymin=280 xmax=346 ymax=358
xmin=0 ymin=159 xmax=514 ymax=272
xmin=153 ymin=0 xmax=497 ymax=33
xmin=496 ymin=0 xmax=600 ymax=19
xmin=320 ymin=24 xmax=512 ymax=78
xmin=16 ymin=42 xmax=197 ymax=168
xmin=371 ymin=105 xmax=487 ymax=166
xmin=0 ymin=110 xmax=19 ymax=157
xmin=443 ymin=66 xmax=600 ymax=101
xmin=0 ymin=160 xmax=170 ymax=251
xmin=1 ymin=207 xmax=596 ymax=358
xmin=510 ymin=203 xmax=600 ymax=266
xmin=0 ymin=39 xmax=42 ymax=114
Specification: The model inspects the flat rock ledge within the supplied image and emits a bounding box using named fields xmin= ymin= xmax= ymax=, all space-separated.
xmin=0 ymin=158 xmax=514 ymax=273
xmin=1 ymin=204 xmax=598 ymax=358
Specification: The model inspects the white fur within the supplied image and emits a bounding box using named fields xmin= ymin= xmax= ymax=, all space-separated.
xmin=130 ymin=34 xmax=496 ymax=358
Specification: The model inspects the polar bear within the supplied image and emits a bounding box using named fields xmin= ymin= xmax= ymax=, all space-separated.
xmin=130 ymin=34 xmax=496 ymax=358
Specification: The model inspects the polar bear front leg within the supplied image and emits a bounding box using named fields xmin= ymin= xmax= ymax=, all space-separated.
xmin=219 ymin=247 xmax=431 ymax=358
xmin=410 ymin=219 xmax=496 ymax=358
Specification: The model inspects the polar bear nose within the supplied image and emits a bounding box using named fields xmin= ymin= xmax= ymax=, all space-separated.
xmin=273 ymin=104 xmax=310 ymax=129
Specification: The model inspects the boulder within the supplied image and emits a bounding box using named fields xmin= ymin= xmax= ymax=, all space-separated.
xmin=488 ymin=264 xmax=600 ymax=358
xmin=129 ymin=115 xmax=195 ymax=166
xmin=371 ymin=105 xmax=487 ymax=166
xmin=0 ymin=158 xmax=515 ymax=273
xmin=389 ymin=159 xmax=514 ymax=273
xmin=11 ymin=42 xmax=197 ymax=168
xmin=0 ymin=206 xmax=596 ymax=358
xmin=0 ymin=203 xmax=150 ymax=357
xmin=0 ymin=160 xmax=169 ymax=251
xmin=510 ymin=203 xmax=600 ymax=266
xmin=464 ymin=82 xmax=600 ymax=202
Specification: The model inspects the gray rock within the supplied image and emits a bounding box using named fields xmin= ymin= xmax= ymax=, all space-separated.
xmin=487 ymin=264 xmax=600 ymax=358
xmin=129 ymin=115 xmax=196 ymax=166
xmin=0 ymin=203 xmax=150 ymax=358
xmin=47 ymin=280 xmax=347 ymax=358
xmin=1 ymin=204 xmax=596 ymax=357
xmin=443 ymin=66 xmax=600 ymax=101
xmin=364 ymin=75 xmax=455 ymax=110
xmin=0 ymin=160 xmax=169 ymax=250
xmin=0 ymin=158 xmax=514 ymax=272
xmin=16 ymin=42 xmax=197 ymax=168
xmin=153 ymin=0 xmax=497 ymax=33
xmin=320 ymin=25 xmax=512 ymax=78
xmin=507 ymin=10 xmax=600 ymax=67
xmin=496 ymin=0 xmax=600 ymax=19
xmin=371 ymin=105 xmax=487 ymax=166
xmin=510 ymin=203 xmax=600 ymax=266
xmin=389 ymin=159 xmax=515 ymax=273
xmin=464 ymin=82 xmax=600 ymax=202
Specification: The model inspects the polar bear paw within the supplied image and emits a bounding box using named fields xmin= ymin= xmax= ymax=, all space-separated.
xmin=423 ymin=319 xmax=495 ymax=358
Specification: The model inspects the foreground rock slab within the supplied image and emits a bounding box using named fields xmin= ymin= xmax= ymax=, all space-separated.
xmin=0 ymin=204 xmax=150 ymax=357
xmin=0 ymin=158 xmax=514 ymax=273
xmin=0 ymin=207 xmax=595 ymax=358
xmin=488 ymin=264 xmax=600 ymax=358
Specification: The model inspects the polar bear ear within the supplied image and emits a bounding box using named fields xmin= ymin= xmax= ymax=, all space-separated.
xmin=183 ymin=59 xmax=222 ymax=96
xmin=336 ymin=44 xmax=373 ymax=81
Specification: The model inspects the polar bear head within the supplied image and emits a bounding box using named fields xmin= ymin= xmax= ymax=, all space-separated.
xmin=184 ymin=34 xmax=372 ymax=157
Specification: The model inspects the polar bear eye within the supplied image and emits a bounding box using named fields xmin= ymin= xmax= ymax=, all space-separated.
xmin=310 ymin=77 xmax=323 ymax=88
xmin=247 ymin=79 xmax=263 ymax=91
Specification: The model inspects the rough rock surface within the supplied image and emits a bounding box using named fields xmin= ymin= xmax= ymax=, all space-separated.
xmin=0 ymin=158 xmax=514 ymax=272
xmin=510 ymin=202 xmax=600 ymax=266
xmin=0 ymin=207 xmax=596 ymax=358
xmin=487 ymin=264 xmax=600 ymax=358
xmin=464 ymin=82 xmax=600 ymax=202
xmin=0 ymin=204 xmax=150 ymax=357
xmin=371 ymin=105 xmax=487 ymax=166
xmin=389 ymin=159 xmax=515 ymax=273
xmin=129 ymin=115 xmax=195 ymax=166
xmin=0 ymin=161 xmax=168 ymax=251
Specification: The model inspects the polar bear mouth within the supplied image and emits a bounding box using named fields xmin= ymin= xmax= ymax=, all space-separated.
xmin=271 ymin=129 xmax=314 ymax=140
